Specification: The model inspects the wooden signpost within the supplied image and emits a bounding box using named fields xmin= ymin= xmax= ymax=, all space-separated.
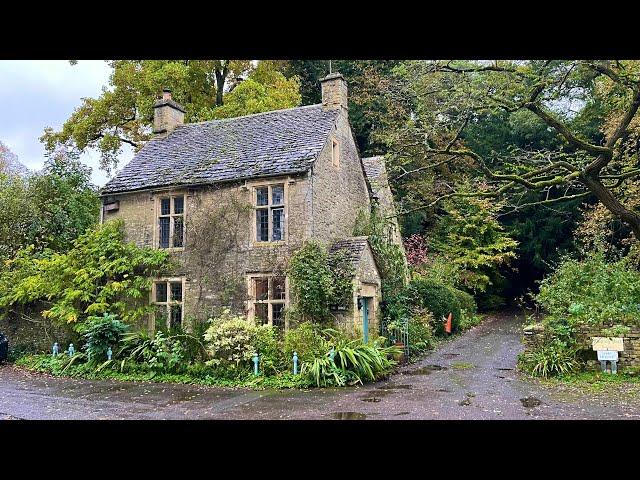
xmin=592 ymin=337 xmax=624 ymax=374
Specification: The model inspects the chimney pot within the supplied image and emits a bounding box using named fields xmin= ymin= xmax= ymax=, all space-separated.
xmin=320 ymin=72 xmax=348 ymax=113
xmin=153 ymin=89 xmax=185 ymax=135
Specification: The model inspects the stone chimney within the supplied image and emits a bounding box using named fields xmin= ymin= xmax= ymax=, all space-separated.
xmin=320 ymin=72 xmax=348 ymax=113
xmin=153 ymin=88 xmax=185 ymax=135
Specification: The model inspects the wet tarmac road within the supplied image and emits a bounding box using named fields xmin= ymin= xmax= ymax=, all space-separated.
xmin=2 ymin=312 xmax=640 ymax=420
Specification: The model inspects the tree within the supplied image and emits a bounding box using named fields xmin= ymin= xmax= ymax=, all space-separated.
xmin=286 ymin=60 xmax=403 ymax=155
xmin=41 ymin=60 xmax=265 ymax=173
xmin=0 ymin=141 xmax=29 ymax=176
xmin=0 ymin=148 xmax=99 ymax=263
xmin=28 ymin=148 xmax=101 ymax=252
xmin=207 ymin=67 xmax=300 ymax=120
xmin=0 ymin=220 xmax=170 ymax=327
xmin=384 ymin=60 xmax=640 ymax=240
xmin=0 ymin=167 xmax=35 ymax=262
xmin=429 ymin=195 xmax=518 ymax=293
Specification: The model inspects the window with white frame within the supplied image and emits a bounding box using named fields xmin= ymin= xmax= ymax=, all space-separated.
xmin=249 ymin=274 xmax=286 ymax=330
xmin=331 ymin=138 xmax=340 ymax=167
xmin=254 ymin=184 xmax=285 ymax=242
xmin=152 ymin=279 xmax=184 ymax=330
xmin=158 ymin=195 xmax=184 ymax=249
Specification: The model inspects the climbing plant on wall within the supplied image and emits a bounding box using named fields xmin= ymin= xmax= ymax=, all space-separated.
xmin=353 ymin=207 xmax=408 ymax=298
xmin=287 ymin=241 xmax=354 ymax=322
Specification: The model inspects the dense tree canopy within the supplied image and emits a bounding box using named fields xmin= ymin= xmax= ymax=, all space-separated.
xmin=381 ymin=60 xmax=640 ymax=240
xmin=0 ymin=147 xmax=100 ymax=263
xmin=6 ymin=58 xmax=639 ymax=313
xmin=40 ymin=60 xmax=301 ymax=173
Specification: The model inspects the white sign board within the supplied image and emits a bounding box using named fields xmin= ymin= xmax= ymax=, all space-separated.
xmin=597 ymin=350 xmax=619 ymax=361
xmin=592 ymin=337 xmax=624 ymax=352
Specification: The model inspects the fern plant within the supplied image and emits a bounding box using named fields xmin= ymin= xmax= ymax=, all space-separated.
xmin=302 ymin=330 xmax=400 ymax=387
xmin=518 ymin=340 xmax=580 ymax=378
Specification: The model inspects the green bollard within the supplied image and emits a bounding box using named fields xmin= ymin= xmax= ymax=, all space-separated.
xmin=253 ymin=353 xmax=259 ymax=376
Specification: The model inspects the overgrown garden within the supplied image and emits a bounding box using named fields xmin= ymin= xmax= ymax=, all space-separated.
xmin=3 ymin=59 xmax=640 ymax=386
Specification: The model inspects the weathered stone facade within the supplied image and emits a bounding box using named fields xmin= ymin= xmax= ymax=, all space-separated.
xmin=101 ymin=74 xmax=386 ymax=336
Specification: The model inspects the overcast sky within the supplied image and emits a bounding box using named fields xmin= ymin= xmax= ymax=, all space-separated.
xmin=0 ymin=60 xmax=131 ymax=187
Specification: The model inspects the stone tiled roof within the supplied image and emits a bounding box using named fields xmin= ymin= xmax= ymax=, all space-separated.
xmin=101 ymin=104 xmax=340 ymax=194
xmin=361 ymin=156 xmax=386 ymax=191
xmin=329 ymin=236 xmax=370 ymax=270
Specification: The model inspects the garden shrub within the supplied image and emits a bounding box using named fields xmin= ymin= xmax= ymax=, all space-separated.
xmin=80 ymin=313 xmax=129 ymax=362
xmin=407 ymin=309 xmax=435 ymax=358
xmin=117 ymin=329 xmax=188 ymax=375
xmin=302 ymin=331 xmax=399 ymax=387
xmin=518 ymin=339 xmax=580 ymax=378
xmin=536 ymin=252 xmax=640 ymax=327
xmin=0 ymin=219 xmax=170 ymax=329
xmin=453 ymin=289 xmax=477 ymax=316
xmin=519 ymin=253 xmax=640 ymax=377
xmin=253 ymin=324 xmax=286 ymax=375
xmin=459 ymin=312 xmax=482 ymax=331
xmin=406 ymin=277 xmax=461 ymax=335
xmin=284 ymin=321 xmax=327 ymax=365
xmin=144 ymin=332 xmax=187 ymax=374
xmin=203 ymin=309 xmax=260 ymax=370
xmin=287 ymin=241 xmax=354 ymax=322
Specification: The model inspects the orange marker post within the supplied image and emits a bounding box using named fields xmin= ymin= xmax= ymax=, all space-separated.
xmin=445 ymin=313 xmax=452 ymax=334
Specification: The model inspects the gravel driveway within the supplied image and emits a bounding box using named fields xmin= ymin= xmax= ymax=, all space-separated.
xmin=2 ymin=311 xmax=640 ymax=420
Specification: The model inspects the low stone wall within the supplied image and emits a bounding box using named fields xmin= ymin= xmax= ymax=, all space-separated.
xmin=523 ymin=322 xmax=640 ymax=372
xmin=0 ymin=305 xmax=75 ymax=355
xmin=575 ymin=325 xmax=640 ymax=371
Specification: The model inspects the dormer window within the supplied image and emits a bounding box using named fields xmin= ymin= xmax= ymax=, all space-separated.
xmin=254 ymin=184 xmax=286 ymax=243
xmin=332 ymin=138 xmax=340 ymax=167
xmin=157 ymin=195 xmax=184 ymax=249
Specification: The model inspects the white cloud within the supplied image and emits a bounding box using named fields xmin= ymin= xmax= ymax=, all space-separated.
xmin=0 ymin=60 xmax=130 ymax=187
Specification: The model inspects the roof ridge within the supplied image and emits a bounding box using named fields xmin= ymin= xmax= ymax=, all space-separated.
xmin=175 ymin=103 xmax=325 ymax=128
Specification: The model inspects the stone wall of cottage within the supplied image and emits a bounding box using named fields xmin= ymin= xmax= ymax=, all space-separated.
xmin=104 ymin=176 xmax=308 ymax=325
xmin=333 ymin=244 xmax=382 ymax=339
xmin=522 ymin=323 xmax=640 ymax=371
xmin=103 ymin=127 xmax=375 ymax=330
xmin=309 ymin=112 xmax=371 ymax=246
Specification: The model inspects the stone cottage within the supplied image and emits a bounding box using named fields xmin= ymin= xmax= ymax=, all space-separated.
xmin=100 ymin=73 xmax=403 ymax=340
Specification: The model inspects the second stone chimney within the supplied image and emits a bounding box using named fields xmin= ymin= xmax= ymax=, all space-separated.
xmin=320 ymin=72 xmax=348 ymax=113
xmin=153 ymin=88 xmax=185 ymax=135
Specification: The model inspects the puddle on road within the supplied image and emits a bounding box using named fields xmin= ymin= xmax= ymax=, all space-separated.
xmin=361 ymin=397 xmax=382 ymax=403
xmin=404 ymin=365 xmax=448 ymax=375
xmin=520 ymin=397 xmax=543 ymax=408
xmin=328 ymin=412 xmax=368 ymax=420
xmin=377 ymin=384 xmax=413 ymax=390
xmin=451 ymin=362 xmax=474 ymax=370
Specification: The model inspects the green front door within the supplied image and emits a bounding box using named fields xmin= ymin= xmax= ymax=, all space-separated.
xmin=362 ymin=298 xmax=369 ymax=343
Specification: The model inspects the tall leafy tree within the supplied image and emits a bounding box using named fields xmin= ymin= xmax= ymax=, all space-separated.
xmin=383 ymin=60 xmax=640 ymax=241
xmin=40 ymin=60 xmax=302 ymax=173
xmin=0 ymin=148 xmax=99 ymax=263
xmin=285 ymin=60 xmax=402 ymax=155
